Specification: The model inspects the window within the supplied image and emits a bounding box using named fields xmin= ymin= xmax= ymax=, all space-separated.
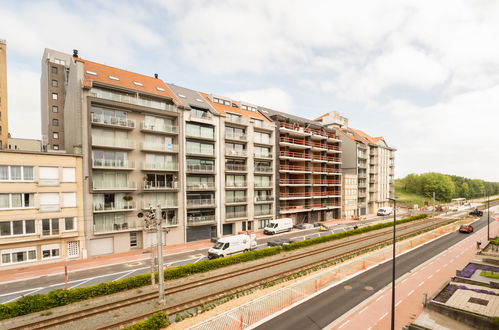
xmin=85 ymin=70 xmax=97 ymax=76
xmin=62 ymin=168 xmax=76 ymax=182
xmin=130 ymin=232 xmax=138 ymax=248
xmin=226 ymin=190 xmax=246 ymax=203
xmin=190 ymin=107 xmax=210 ymax=119
xmin=67 ymin=241 xmax=80 ymax=257
xmin=93 ymin=213 xmax=127 ymax=233
xmin=92 ymin=150 xmax=128 ymax=167
xmin=241 ymin=104 xmax=257 ymax=112
xmin=133 ymin=81 xmax=144 ymax=86
xmin=54 ymin=58 xmax=65 ymax=65
xmin=53 ymin=132 xmax=59 ymax=139
xmin=108 ymin=75 xmax=119 ymax=81
xmin=225 ymin=126 xmax=245 ymax=139
xmin=258 ymin=219 xmax=271 ymax=229
xmin=213 ymin=97 xmax=231 ymax=105
xmin=242 ymin=221 xmax=252 ymax=231
xmin=186 ymin=123 xmax=214 ymax=139
xmin=1 ymin=247 xmax=37 ymax=265
xmin=51 ymin=66 xmax=58 ymax=74
xmin=39 ymin=193 xmax=60 ymax=211
xmin=42 ymin=218 xmax=59 ymax=236
xmin=255 ymin=204 xmax=272 ymax=216
xmin=39 ymin=166 xmax=59 ymax=185
xmin=254 ymin=131 xmax=271 ymax=144
xmin=52 ymin=93 xmax=58 ymax=100
xmin=0 ymin=193 xmax=35 ymax=209
xmin=156 ymin=87 xmax=165 ymax=92
xmin=186 ymin=141 xmax=214 ymax=155
xmin=0 ymin=220 xmax=35 ymax=236
xmin=226 ymin=174 xmax=245 ymax=187
xmin=51 ymin=80 xmax=58 ymax=87
xmin=254 ymin=175 xmax=271 ymax=187
xmin=226 ymin=205 xmax=246 ymax=218
xmin=52 ymin=119 xmax=59 ymax=126
xmin=42 ymin=244 xmax=60 ymax=259
xmin=227 ymin=113 xmax=242 ymax=122
xmin=52 ymin=106 xmax=59 ymax=113
xmin=63 ymin=192 xmax=76 ymax=207
xmin=144 ymin=192 xmax=176 ymax=208
xmin=255 ymin=146 xmax=271 ymax=157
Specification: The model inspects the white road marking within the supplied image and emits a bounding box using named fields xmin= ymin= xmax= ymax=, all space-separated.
xmin=375 ymin=295 xmax=384 ymax=302
xmin=338 ymin=320 xmax=350 ymax=329
xmin=113 ymin=269 xmax=138 ymax=282
xmin=69 ymin=278 xmax=93 ymax=289
xmin=379 ymin=312 xmax=388 ymax=321
xmin=407 ymin=289 xmax=415 ymax=296
xmin=401 ymin=278 xmax=408 ymax=284
xmin=418 ymin=282 xmax=424 ymax=287
xmin=436 ymin=268 xmax=441 ymax=272
xmin=428 ymin=274 xmax=433 ymax=279
xmin=0 ymin=287 xmax=42 ymax=298
xmin=395 ymin=300 xmax=402 ymax=307
xmin=359 ymin=306 xmax=369 ymax=314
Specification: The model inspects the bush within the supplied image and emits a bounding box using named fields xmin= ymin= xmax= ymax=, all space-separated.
xmin=124 ymin=312 xmax=169 ymax=330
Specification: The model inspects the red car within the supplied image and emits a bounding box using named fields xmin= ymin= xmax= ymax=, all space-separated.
xmin=459 ymin=225 xmax=473 ymax=233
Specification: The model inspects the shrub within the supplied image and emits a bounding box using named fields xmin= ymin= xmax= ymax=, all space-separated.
xmin=124 ymin=312 xmax=169 ymax=330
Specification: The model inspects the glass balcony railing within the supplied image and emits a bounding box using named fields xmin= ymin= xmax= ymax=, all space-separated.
xmin=91 ymin=113 xmax=135 ymax=129
xmin=93 ymin=201 xmax=136 ymax=212
xmin=187 ymin=215 xmax=215 ymax=224
xmin=143 ymin=181 xmax=178 ymax=190
xmin=141 ymin=163 xmax=178 ymax=171
xmin=226 ymin=211 xmax=247 ymax=219
xmin=91 ymin=136 xmax=135 ymax=149
xmin=226 ymin=196 xmax=247 ymax=203
xmin=186 ymin=182 xmax=216 ymax=190
xmin=93 ymin=181 xmax=137 ymax=190
xmin=91 ymin=88 xmax=177 ymax=112
xmin=186 ymin=199 xmax=216 ymax=207
xmin=141 ymin=122 xmax=178 ymax=134
xmin=141 ymin=200 xmax=178 ymax=209
xmin=186 ymin=164 xmax=215 ymax=173
xmin=92 ymin=159 xmax=135 ymax=169
xmin=94 ymin=219 xmax=142 ymax=233
xmin=141 ymin=142 xmax=178 ymax=153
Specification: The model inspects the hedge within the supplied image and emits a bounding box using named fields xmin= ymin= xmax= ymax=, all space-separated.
xmin=0 ymin=214 xmax=427 ymax=321
xmin=123 ymin=312 xmax=169 ymax=330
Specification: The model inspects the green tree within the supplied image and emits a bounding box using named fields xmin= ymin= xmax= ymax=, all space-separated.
xmin=420 ymin=172 xmax=456 ymax=201
xmin=461 ymin=182 xmax=470 ymax=198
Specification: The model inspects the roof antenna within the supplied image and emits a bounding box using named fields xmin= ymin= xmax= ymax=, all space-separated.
xmin=154 ymin=73 xmax=158 ymax=79
xmin=73 ymin=49 xmax=79 ymax=58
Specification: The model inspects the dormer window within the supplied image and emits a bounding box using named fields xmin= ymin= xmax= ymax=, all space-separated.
xmin=195 ymin=98 xmax=204 ymax=103
xmin=86 ymin=70 xmax=97 ymax=76
xmin=241 ymin=104 xmax=257 ymax=112
xmin=133 ymin=81 xmax=144 ymax=87
xmin=156 ymin=87 xmax=166 ymax=92
xmin=108 ymin=75 xmax=119 ymax=81
xmin=178 ymin=93 xmax=186 ymax=98
xmin=213 ymin=97 xmax=230 ymax=106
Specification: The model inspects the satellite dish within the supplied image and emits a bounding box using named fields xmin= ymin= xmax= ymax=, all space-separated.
xmin=137 ymin=212 xmax=144 ymax=218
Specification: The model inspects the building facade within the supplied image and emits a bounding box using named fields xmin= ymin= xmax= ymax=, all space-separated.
xmin=342 ymin=173 xmax=358 ymax=219
xmin=0 ymin=151 xmax=85 ymax=269
xmin=0 ymin=39 xmax=8 ymax=150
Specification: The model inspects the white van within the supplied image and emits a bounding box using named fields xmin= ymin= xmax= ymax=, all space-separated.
xmin=263 ymin=218 xmax=293 ymax=235
xmin=377 ymin=207 xmax=393 ymax=216
xmin=207 ymin=233 xmax=257 ymax=259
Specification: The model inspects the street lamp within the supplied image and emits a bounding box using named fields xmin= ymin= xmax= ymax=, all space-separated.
xmin=487 ymin=192 xmax=490 ymax=241
xmin=143 ymin=205 xmax=165 ymax=303
xmin=388 ymin=197 xmax=397 ymax=330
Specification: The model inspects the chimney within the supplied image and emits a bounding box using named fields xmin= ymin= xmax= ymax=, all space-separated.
xmin=154 ymin=73 xmax=158 ymax=79
xmin=73 ymin=49 xmax=79 ymax=58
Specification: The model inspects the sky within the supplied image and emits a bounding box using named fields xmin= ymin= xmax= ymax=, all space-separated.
xmin=0 ymin=0 xmax=498 ymax=181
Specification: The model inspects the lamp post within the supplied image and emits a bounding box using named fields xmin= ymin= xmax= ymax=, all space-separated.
xmin=388 ymin=197 xmax=397 ymax=330
xmin=487 ymin=192 xmax=490 ymax=241
xmin=143 ymin=206 xmax=165 ymax=303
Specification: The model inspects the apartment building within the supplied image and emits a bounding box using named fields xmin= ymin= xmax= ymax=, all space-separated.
xmin=259 ymin=108 xmax=342 ymax=224
xmin=317 ymin=111 xmax=395 ymax=216
xmin=0 ymin=39 xmax=8 ymax=150
xmin=41 ymin=49 xmax=72 ymax=151
xmin=342 ymin=173 xmax=358 ymax=219
xmin=0 ymin=151 xmax=85 ymax=269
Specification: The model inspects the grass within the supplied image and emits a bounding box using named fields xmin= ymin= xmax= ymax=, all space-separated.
xmin=480 ymin=271 xmax=499 ymax=279
xmin=394 ymin=180 xmax=445 ymax=207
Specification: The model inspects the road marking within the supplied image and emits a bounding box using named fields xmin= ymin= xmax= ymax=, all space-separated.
xmin=113 ymin=269 xmax=137 ymax=282
xmin=338 ymin=320 xmax=350 ymax=329
xmin=418 ymin=282 xmax=424 ymax=287
xmin=395 ymin=300 xmax=402 ymax=307
xmin=407 ymin=289 xmax=415 ymax=296
xmin=428 ymin=274 xmax=433 ymax=279
xmin=359 ymin=306 xmax=369 ymax=314
xmin=375 ymin=295 xmax=384 ymax=302
xmin=443 ymin=263 xmax=448 ymax=268
xmin=379 ymin=312 xmax=388 ymax=321
xmin=0 ymin=287 xmax=42 ymax=298
xmin=193 ymin=256 xmax=204 ymax=263
xmin=436 ymin=268 xmax=441 ymax=273
xmin=69 ymin=278 xmax=93 ymax=289
xmin=401 ymin=278 xmax=408 ymax=284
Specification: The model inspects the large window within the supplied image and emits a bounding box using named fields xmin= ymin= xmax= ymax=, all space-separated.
xmin=93 ymin=171 xmax=129 ymax=189
xmin=144 ymin=154 xmax=175 ymax=169
xmin=255 ymin=190 xmax=273 ymax=201
xmin=92 ymin=150 xmax=128 ymax=167
xmin=64 ymin=217 xmax=76 ymax=231
xmin=226 ymin=205 xmax=246 ymax=218
xmin=144 ymin=192 xmax=177 ymax=208
xmin=254 ymin=131 xmax=271 ymax=144
xmin=94 ymin=213 xmax=128 ymax=233
xmin=0 ymin=220 xmax=35 ymax=236
xmin=144 ymin=134 xmax=175 ymax=150
xmin=92 ymin=128 xmax=128 ymax=145
xmin=255 ymin=146 xmax=271 ymax=157
xmin=143 ymin=115 xmax=173 ymax=130
xmin=225 ymin=126 xmax=245 ymax=139
xmin=226 ymin=190 xmax=246 ymax=203
xmin=1 ymin=247 xmax=37 ymax=265
xmin=42 ymin=218 xmax=59 ymax=236
xmin=255 ymin=204 xmax=272 ymax=216
xmin=186 ymin=141 xmax=214 ymax=155
xmin=186 ymin=176 xmax=214 ymax=188
xmin=254 ymin=175 xmax=272 ymax=187
xmin=226 ymin=175 xmax=246 ymax=187
xmin=186 ymin=123 xmax=214 ymax=139
xmin=42 ymin=244 xmax=60 ymax=259
xmin=0 ymin=165 xmax=34 ymax=181
xmin=0 ymin=193 xmax=35 ymax=209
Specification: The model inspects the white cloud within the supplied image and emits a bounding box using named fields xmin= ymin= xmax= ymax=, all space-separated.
xmin=225 ymin=88 xmax=294 ymax=113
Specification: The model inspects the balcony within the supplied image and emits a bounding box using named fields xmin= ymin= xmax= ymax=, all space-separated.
xmin=91 ymin=136 xmax=135 ymax=150
xmin=279 ymin=164 xmax=312 ymax=173
xmin=93 ymin=201 xmax=137 ymax=213
xmin=143 ymin=181 xmax=178 ymax=190
xmin=226 ymin=211 xmax=247 ymax=219
xmin=225 ymin=149 xmax=247 ymax=157
xmin=254 ymin=181 xmax=273 ymax=188
xmin=255 ymin=196 xmax=274 ymax=202
xmin=311 ymin=154 xmax=328 ymax=162
xmin=312 ymin=167 xmax=328 ymax=174
xmin=255 ymin=166 xmax=273 ymax=173
xmin=186 ymin=182 xmax=216 ymax=190
xmin=225 ymin=164 xmax=247 ymax=172
xmin=255 ymin=208 xmax=273 ymax=216
xmin=326 ymin=132 xmax=341 ymax=141
xmin=226 ymin=196 xmax=247 ymax=204
xmin=327 ymin=145 xmax=341 ymax=153
xmin=253 ymin=137 xmax=272 ymax=145
xmin=91 ymin=113 xmax=135 ymax=130
xmin=186 ymin=164 xmax=215 ymax=173
xmin=280 ymin=150 xmax=310 ymax=160
xmin=279 ymin=137 xmax=310 ymax=149
xmin=326 ymin=168 xmax=342 ymax=174
xmin=141 ymin=199 xmax=178 ymax=209
xmin=94 ymin=219 xmax=142 ymax=234
xmin=187 ymin=198 xmax=216 ymax=208
xmin=225 ymin=181 xmax=247 ymax=188
xmin=254 ymin=152 xmax=272 ymax=159
xmin=279 ymin=122 xmax=310 ymax=136
xmin=310 ymin=141 xmax=328 ymax=150
xmin=225 ymin=116 xmax=249 ymax=126
xmin=140 ymin=122 xmax=178 ymax=135
xmin=141 ymin=162 xmax=178 ymax=171
xmin=92 ymin=159 xmax=135 ymax=170
xmin=187 ymin=111 xmax=213 ymax=124
xmin=225 ymin=132 xmax=247 ymax=141
xmin=280 ymin=204 xmax=313 ymax=213
xmin=141 ymin=142 xmax=178 ymax=153
xmin=280 ymin=178 xmax=312 ymax=185
xmin=163 ymin=218 xmax=179 ymax=227
xmin=91 ymin=88 xmax=176 ymax=112
xmin=326 ymin=190 xmax=341 ymax=196
xmin=327 ymin=156 xmax=341 ymax=163
xmin=93 ymin=181 xmax=137 ymax=191
xmin=280 ymin=192 xmax=312 ymax=199
xmin=39 ymin=204 xmax=61 ymax=212
xmin=305 ymin=127 xmax=328 ymax=139
xmin=253 ymin=120 xmax=274 ymax=131
xmin=311 ymin=191 xmax=328 ymax=197
xmin=187 ymin=215 xmax=215 ymax=226
xmin=186 ymin=148 xmax=215 ymax=157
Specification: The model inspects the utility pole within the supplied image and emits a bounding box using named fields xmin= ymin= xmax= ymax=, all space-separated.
xmin=433 ymin=191 xmax=436 ymax=222
xmin=156 ymin=205 xmax=165 ymax=304
xmin=487 ymin=192 xmax=490 ymax=241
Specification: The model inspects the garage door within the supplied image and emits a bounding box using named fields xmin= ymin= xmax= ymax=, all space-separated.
xmin=186 ymin=226 xmax=211 ymax=242
xmin=89 ymin=237 xmax=114 ymax=256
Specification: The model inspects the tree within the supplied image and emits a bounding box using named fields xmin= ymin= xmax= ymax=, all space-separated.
xmin=419 ymin=172 xmax=456 ymax=202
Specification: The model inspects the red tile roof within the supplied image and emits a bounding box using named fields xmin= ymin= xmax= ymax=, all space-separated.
xmin=80 ymin=58 xmax=183 ymax=106
xmin=199 ymin=92 xmax=272 ymax=122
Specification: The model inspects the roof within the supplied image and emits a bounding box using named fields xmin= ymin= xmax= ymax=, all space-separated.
xmin=350 ymin=128 xmax=379 ymax=144
xmin=258 ymin=107 xmax=325 ymax=128
xmin=167 ymin=84 xmax=218 ymax=114
xmin=337 ymin=127 xmax=368 ymax=144
xmin=199 ymin=92 xmax=272 ymax=122
xmin=314 ymin=113 xmax=328 ymax=121
xmin=81 ymin=58 xmax=183 ymax=105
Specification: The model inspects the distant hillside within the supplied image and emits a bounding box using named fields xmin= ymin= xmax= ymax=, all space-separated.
xmin=395 ymin=172 xmax=499 ymax=206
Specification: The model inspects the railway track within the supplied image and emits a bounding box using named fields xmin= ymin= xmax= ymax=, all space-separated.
xmin=4 ymin=215 xmax=466 ymax=330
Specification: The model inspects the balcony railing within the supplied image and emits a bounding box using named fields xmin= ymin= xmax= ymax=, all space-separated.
xmin=255 ymin=208 xmax=272 ymax=216
xmin=225 ymin=181 xmax=247 ymax=188
xmin=187 ymin=215 xmax=215 ymax=224
xmin=226 ymin=196 xmax=247 ymax=203
xmin=225 ymin=149 xmax=247 ymax=157
xmin=279 ymin=122 xmax=308 ymax=133
xmin=326 ymin=168 xmax=342 ymax=173
xmin=39 ymin=204 xmax=60 ymax=212
xmin=327 ymin=156 xmax=341 ymax=162
xmin=326 ymin=132 xmax=341 ymax=140
xmin=94 ymin=219 xmax=142 ymax=233
xmin=92 ymin=159 xmax=135 ymax=170
xmin=225 ymin=132 xmax=247 ymax=140
xmin=226 ymin=116 xmax=248 ymax=125
xmin=254 ymin=181 xmax=273 ymax=188
xmin=280 ymin=178 xmax=312 ymax=185
xmin=191 ymin=111 xmax=213 ymax=120
xmin=279 ymin=164 xmax=312 ymax=172
xmin=91 ymin=88 xmax=176 ymax=112
xmin=141 ymin=200 xmax=178 ymax=209
xmin=141 ymin=142 xmax=179 ymax=153
xmin=253 ymin=121 xmax=274 ymax=131
xmin=186 ymin=164 xmax=215 ymax=173
xmin=326 ymin=190 xmax=341 ymax=196
xmin=141 ymin=163 xmax=178 ymax=171
xmin=143 ymin=181 xmax=178 ymax=190
xmin=225 ymin=164 xmax=247 ymax=171
xmin=93 ymin=181 xmax=137 ymax=190
xmin=91 ymin=113 xmax=135 ymax=129
xmin=254 ymin=152 xmax=272 ymax=159
xmin=310 ymin=141 xmax=327 ymax=149
xmin=280 ymin=151 xmax=309 ymax=159
xmin=255 ymin=166 xmax=273 ymax=172
xmin=91 ymin=136 xmax=135 ymax=149
xmin=226 ymin=211 xmax=247 ymax=219
xmin=311 ymin=154 xmax=328 ymax=161
xmin=312 ymin=167 xmax=327 ymax=173
xmin=327 ymin=145 xmax=340 ymax=151
xmin=187 ymin=198 xmax=215 ymax=207
xmin=140 ymin=122 xmax=178 ymax=134
xmin=280 ymin=136 xmax=308 ymax=146
xmin=280 ymin=192 xmax=311 ymax=198
xmin=304 ymin=127 xmax=328 ymax=138
xmin=93 ymin=201 xmax=136 ymax=212
xmin=186 ymin=148 xmax=215 ymax=156
xmin=187 ymin=182 xmax=216 ymax=190
xmin=255 ymin=196 xmax=274 ymax=202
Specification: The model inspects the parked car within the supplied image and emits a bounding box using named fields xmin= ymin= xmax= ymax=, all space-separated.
xmin=208 ymin=233 xmax=257 ymax=259
xmin=293 ymin=223 xmax=314 ymax=229
xmin=469 ymin=209 xmax=483 ymax=217
xmin=264 ymin=218 xmax=293 ymax=235
xmin=458 ymin=224 xmax=474 ymax=233
xmin=267 ymin=238 xmax=291 ymax=247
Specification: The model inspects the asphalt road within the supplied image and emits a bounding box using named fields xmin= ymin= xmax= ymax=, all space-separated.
xmin=0 ymin=210 xmax=446 ymax=304
xmin=254 ymin=213 xmax=493 ymax=330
